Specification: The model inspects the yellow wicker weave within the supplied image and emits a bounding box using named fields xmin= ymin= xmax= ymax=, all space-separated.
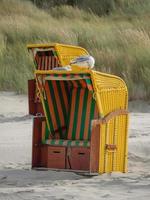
xmin=27 ymin=43 xmax=89 ymax=67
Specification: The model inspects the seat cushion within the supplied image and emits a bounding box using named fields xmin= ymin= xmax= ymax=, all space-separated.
xmin=45 ymin=139 xmax=90 ymax=147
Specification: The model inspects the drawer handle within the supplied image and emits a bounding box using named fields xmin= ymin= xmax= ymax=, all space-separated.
xmin=78 ymin=152 xmax=85 ymax=155
xmin=53 ymin=151 xmax=61 ymax=154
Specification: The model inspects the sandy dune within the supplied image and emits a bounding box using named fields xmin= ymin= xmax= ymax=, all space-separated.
xmin=0 ymin=92 xmax=150 ymax=200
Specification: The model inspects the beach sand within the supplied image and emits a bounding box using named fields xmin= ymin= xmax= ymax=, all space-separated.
xmin=0 ymin=92 xmax=150 ymax=200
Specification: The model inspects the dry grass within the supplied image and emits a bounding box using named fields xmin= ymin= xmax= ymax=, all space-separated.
xmin=0 ymin=0 xmax=150 ymax=99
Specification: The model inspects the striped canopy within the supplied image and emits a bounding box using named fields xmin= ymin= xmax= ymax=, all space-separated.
xmin=27 ymin=43 xmax=89 ymax=70
xmin=31 ymin=48 xmax=60 ymax=70
xmin=36 ymin=73 xmax=99 ymax=143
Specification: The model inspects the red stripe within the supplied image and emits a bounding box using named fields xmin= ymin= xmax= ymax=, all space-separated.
xmin=71 ymin=80 xmax=78 ymax=88
xmin=45 ymin=56 xmax=47 ymax=70
xmin=47 ymin=56 xmax=49 ymax=70
xmin=41 ymin=56 xmax=44 ymax=70
xmin=52 ymin=81 xmax=65 ymax=126
xmin=39 ymin=56 xmax=42 ymax=70
xmin=49 ymin=56 xmax=52 ymax=69
xmin=45 ymin=81 xmax=58 ymax=130
xmin=60 ymin=81 xmax=69 ymax=113
xmin=67 ymin=89 xmax=77 ymax=140
xmin=83 ymin=92 xmax=92 ymax=140
xmin=87 ymin=84 xmax=93 ymax=91
xmin=76 ymin=89 xmax=85 ymax=140
xmin=79 ymin=79 xmax=87 ymax=88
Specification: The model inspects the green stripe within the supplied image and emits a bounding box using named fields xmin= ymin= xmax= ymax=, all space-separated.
xmin=56 ymin=81 xmax=68 ymax=124
xmin=86 ymin=79 xmax=92 ymax=85
xmin=44 ymin=98 xmax=54 ymax=138
xmin=53 ymin=51 xmax=57 ymax=56
xmin=72 ymin=89 xmax=81 ymax=140
xmin=88 ymin=98 xmax=96 ymax=140
xmin=44 ymin=96 xmax=54 ymax=131
xmin=79 ymin=89 xmax=89 ymax=140
xmin=75 ymin=140 xmax=80 ymax=147
xmin=50 ymin=139 xmax=55 ymax=145
xmin=64 ymin=81 xmax=70 ymax=99
xmin=83 ymin=141 xmax=87 ymax=146
xmin=67 ymin=140 xmax=72 ymax=146
xmin=66 ymin=89 xmax=73 ymax=139
xmin=59 ymin=139 xmax=64 ymax=145
xmin=62 ymin=74 xmax=68 ymax=78
xmin=45 ymin=124 xmax=50 ymax=141
xmin=42 ymin=124 xmax=49 ymax=143
xmin=34 ymin=60 xmax=38 ymax=69
xmin=48 ymin=81 xmax=63 ymax=137
xmin=83 ymin=140 xmax=88 ymax=147
xmin=75 ymin=80 xmax=82 ymax=88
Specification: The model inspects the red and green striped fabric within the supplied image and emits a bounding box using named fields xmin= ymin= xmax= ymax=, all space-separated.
xmin=67 ymin=88 xmax=99 ymax=141
xmin=37 ymin=73 xmax=99 ymax=144
xmin=44 ymin=80 xmax=70 ymax=139
xmin=33 ymin=50 xmax=60 ymax=70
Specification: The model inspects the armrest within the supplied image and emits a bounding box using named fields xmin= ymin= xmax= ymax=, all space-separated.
xmin=92 ymin=109 xmax=128 ymax=127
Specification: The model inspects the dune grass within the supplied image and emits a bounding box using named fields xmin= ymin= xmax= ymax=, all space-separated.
xmin=0 ymin=0 xmax=150 ymax=100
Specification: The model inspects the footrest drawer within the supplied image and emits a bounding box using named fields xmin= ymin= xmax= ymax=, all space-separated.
xmin=67 ymin=147 xmax=90 ymax=170
xmin=47 ymin=146 xmax=66 ymax=169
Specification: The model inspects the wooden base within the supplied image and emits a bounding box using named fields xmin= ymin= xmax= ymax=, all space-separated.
xmin=32 ymin=116 xmax=101 ymax=173
xmin=39 ymin=145 xmax=90 ymax=171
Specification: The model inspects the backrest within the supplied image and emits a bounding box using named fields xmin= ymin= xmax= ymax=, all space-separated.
xmin=44 ymin=80 xmax=70 ymax=139
xmin=33 ymin=49 xmax=60 ymax=70
xmin=67 ymin=87 xmax=99 ymax=141
xmin=36 ymin=73 xmax=99 ymax=142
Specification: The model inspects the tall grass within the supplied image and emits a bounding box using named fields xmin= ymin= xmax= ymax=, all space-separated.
xmin=0 ymin=0 xmax=150 ymax=100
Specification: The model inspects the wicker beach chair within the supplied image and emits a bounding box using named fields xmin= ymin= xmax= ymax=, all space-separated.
xmin=28 ymin=43 xmax=129 ymax=174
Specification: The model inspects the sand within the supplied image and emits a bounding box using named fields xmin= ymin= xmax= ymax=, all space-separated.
xmin=0 ymin=92 xmax=150 ymax=200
